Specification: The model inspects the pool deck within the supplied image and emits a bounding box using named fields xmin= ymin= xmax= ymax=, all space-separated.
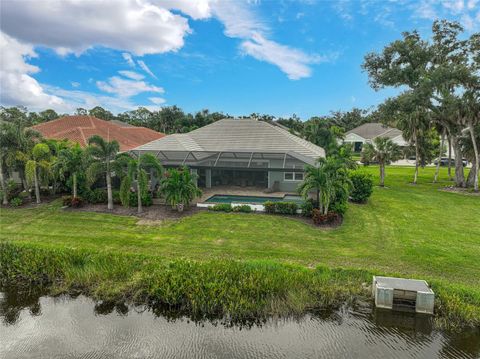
xmin=195 ymin=186 xmax=295 ymax=204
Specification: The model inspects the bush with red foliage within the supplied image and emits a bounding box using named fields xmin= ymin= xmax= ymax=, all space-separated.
xmin=312 ymin=209 xmax=340 ymax=226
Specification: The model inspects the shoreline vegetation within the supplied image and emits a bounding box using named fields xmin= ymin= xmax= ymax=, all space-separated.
xmin=0 ymin=242 xmax=478 ymax=330
xmin=1 ymin=166 xmax=479 ymax=330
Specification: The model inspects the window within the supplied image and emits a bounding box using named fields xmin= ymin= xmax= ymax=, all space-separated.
xmin=284 ymin=172 xmax=304 ymax=181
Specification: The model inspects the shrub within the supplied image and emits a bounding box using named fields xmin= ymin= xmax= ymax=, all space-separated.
xmin=62 ymin=195 xmax=83 ymax=208
xmin=3 ymin=180 xmax=21 ymax=201
xmin=62 ymin=195 xmax=72 ymax=207
xmin=275 ymin=202 xmax=298 ymax=215
xmin=312 ymin=209 xmax=340 ymax=225
xmin=209 ymin=203 xmax=233 ymax=212
xmin=233 ymin=204 xmax=253 ymax=213
xmin=349 ymin=172 xmax=373 ymax=203
xmin=83 ymin=188 xmax=108 ymax=204
xmin=18 ymin=191 xmax=30 ymax=203
xmin=127 ymin=192 xmax=153 ymax=207
xmin=112 ymin=190 xmax=121 ymax=205
xmin=71 ymin=196 xmax=84 ymax=208
xmin=330 ymin=189 xmax=348 ymax=215
xmin=9 ymin=197 xmax=23 ymax=207
xmin=264 ymin=201 xmax=297 ymax=215
xmin=263 ymin=201 xmax=276 ymax=214
xmin=300 ymin=199 xmax=315 ymax=217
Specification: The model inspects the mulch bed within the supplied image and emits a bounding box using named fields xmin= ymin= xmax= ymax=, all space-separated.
xmin=440 ymin=186 xmax=480 ymax=197
xmin=67 ymin=203 xmax=205 ymax=221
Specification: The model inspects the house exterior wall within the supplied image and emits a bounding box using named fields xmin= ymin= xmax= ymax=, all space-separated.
xmin=268 ymin=159 xmax=304 ymax=193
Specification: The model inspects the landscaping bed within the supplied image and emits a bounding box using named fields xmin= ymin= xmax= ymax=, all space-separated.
xmin=65 ymin=202 xmax=205 ymax=220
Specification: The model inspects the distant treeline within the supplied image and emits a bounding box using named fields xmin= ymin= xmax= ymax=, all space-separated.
xmin=0 ymin=105 xmax=374 ymax=137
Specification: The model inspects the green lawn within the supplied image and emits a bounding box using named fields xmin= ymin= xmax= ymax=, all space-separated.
xmin=1 ymin=165 xmax=479 ymax=324
xmin=1 ymin=166 xmax=478 ymax=285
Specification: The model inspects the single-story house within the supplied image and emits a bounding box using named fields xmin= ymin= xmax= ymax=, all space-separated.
xmin=344 ymin=123 xmax=408 ymax=152
xmin=132 ymin=118 xmax=325 ymax=192
xmin=31 ymin=115 xmax=165 ymax=151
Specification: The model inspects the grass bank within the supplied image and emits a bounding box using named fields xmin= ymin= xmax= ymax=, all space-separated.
xmin=0 ymin=242 xmax=371 ymax=322
xmin=0 ymin=166 xmax=479 ymax=328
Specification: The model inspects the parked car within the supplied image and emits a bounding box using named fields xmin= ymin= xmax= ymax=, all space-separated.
xmin=434 ymin=157 xmax=468 ymax=167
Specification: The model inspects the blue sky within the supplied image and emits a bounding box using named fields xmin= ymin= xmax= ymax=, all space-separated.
xmin=0 ymin=0 xmax=478 ymax=119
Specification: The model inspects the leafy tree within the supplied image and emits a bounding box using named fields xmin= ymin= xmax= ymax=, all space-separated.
xmin=38 ymin=109 xmax=59 ymax=123
xmin=160 ymin=167 xmax=202 ymax=212
xmin=86 ymin=135 xmax=120 ymax=210
xmin=75 ymin=108 xmax=88 ymax=116
xmin=119 ymin=153 xmax=163 ymax=213
xmin=362 ymin=137 xmax=403 ymax=187
xmin=55 ymin=143 xmax=85 ymax=197
xmin=89 ymin=106 xmax=115 ymax=121
xmin=302 ymin=118 xmax=342 ymax=156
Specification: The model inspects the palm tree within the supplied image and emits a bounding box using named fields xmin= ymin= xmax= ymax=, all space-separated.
xmin=86 ymin=135 xmax=120 ymax=210
xmin=4 ymin=121 xmax=42 ymax=191
xmin=362 ymin=137 xmax=403 ymax=187
xmin=298 ymin=156 xmax=351 ymax=215
xmin=55 ymin=143 xmax=85 ymax=197
xmin=119 ymin=152 xmax=163 ymax=213
xmin=160 ymin=167 xmax=202 ymax=212
xmin=21 ymin=143 xmax=52 ymax=204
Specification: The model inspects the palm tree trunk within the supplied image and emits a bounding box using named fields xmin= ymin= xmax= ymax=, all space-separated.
xmin=137 ymin=180 xmax=143 ymax=214
xmin=137 ymin=159 xmax=143 ymax=214
xmin=413 ymin=128 xmax=419 ymax=185
xmin=451 ymin=136 xmax=465 ymax=188
xmin=34 ymin=166 xmax=41 ymax=204
xmin=0 ymin=160 xmax=8 ymax=205
xmin=73 ymin=173 xmax=77 ymax=197
xmin=434 ymin=129 xmax=445 ymax=183
xmin=316 ymin=189 xmax=320 ymax=210
xmin=106 ymin=171 xmax=113 ymax=210
xmin=379 ymin=163 xmax=385 ymax=187
xmin=447 ymin=136 xmax=452 ymax=180
xmin=468 ymin=122 xmax=479 ymax=192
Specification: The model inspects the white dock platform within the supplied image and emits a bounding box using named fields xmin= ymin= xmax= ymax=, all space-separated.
xmin=372 ymin=276 xmax=435 ymax=314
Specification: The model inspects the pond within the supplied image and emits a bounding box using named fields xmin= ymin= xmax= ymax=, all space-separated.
xmin=1 ymin=288 xmax=479 ymax=359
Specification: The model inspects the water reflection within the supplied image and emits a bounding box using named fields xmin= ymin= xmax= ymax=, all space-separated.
xmin=0 ymin=287 xmax=479 ymax=359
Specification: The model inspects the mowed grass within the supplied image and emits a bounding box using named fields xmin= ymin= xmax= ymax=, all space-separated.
xmin=1 ymin=166 xmax=478 ymax=286
xmin=0 ymin=165 xmax=479 ymax=326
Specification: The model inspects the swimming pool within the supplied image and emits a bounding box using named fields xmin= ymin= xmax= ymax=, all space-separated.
xmin=205 ymin=194 xmax=303 ymax=204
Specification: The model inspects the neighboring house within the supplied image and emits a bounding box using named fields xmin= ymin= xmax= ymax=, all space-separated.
xmin=132 ymin=118 xmax=325 ymax=192
xmin=31 ymin=115 xmax=165 ymax=151
xmin=344 ymin=123 xmax=408 ymax=152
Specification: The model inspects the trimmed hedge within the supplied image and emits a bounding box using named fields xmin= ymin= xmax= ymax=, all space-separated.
xmin=209 ymin=203 xmax=233 ymax=212
xmin=233 ymin=204 xmax=253 ymax=213
xmin=264 ymin=201 xmax=298 ymax=215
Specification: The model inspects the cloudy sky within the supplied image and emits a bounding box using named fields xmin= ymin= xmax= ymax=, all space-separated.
xmin=0 ymin=0 xmax=478 ymax=118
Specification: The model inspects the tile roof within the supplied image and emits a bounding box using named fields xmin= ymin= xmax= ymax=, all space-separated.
xmin=31 ymin=115 xmax=165 ymax=151
xmin=134 ymin=118 xmax=325 ymax=162
xmin=346 ymin=123 xmax=403 ymax=140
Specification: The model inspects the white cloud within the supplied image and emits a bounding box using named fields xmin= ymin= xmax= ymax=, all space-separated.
xmin=212 ymin=1 xmax=323 ymax=79
xmin=0 ymin=0 xmax=192 ymax=56
xmin=122 ymin=53 xmax=136 ymax=67
xmin=138 ymin=60 xmax=158 ymax=79
xmin=240 ymin=33 xmax=325 ymax=80
xmin=149 ymin=97 xmax=167 ymax=105
xmin=0 ymin=0 xmax=332 ymax=113
xmin=0 ymin=32 xmax=65 ymax=109
xmin=118 ymin=70 xmax=145 ymax=81
xmin=96 ymin=76 xmax=164 ymax=98
xmin=71 ymin=82 xmax=80 ymax=88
